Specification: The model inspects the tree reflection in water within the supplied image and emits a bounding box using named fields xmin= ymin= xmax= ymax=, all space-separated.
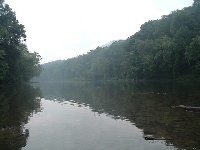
xmin=0 ymin=84 xmax=42 ymax=150
xmin=38 ymin=81 xmax=200 ymax=150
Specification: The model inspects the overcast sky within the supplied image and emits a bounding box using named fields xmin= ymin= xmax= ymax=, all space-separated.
xmin=5 ymin=0 xmax=193 ymax=64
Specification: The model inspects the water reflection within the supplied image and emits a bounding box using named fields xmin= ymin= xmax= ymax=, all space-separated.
xmin=0 ymin=84 xmax=42 ymax=150
xmin=36 ymin=81 xmax=200 ymax=150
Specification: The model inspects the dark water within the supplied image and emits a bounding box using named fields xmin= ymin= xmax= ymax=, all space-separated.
xmin=1 ymin=81 xmax=200 ymax=149
xmin=0 ymin=84 xmax=41 ymax=150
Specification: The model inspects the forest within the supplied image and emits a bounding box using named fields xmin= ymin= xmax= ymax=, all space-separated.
xmin=39 ymin=0 xmax=200 ymax=81
xmin=0 ymin=1 xmax=42 ymax=84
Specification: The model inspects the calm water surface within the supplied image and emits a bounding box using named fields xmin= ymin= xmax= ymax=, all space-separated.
xmin=23 ymin=99 xmax=171 ymax=150
xmin=1 ymin=81 xmax=200 ymax=149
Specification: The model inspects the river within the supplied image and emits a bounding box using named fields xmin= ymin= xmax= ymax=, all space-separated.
xmin=1 ymin=81 xmax=200 ymax=149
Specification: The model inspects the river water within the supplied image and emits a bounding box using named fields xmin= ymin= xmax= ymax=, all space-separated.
xmin=1 ymin=81 xmax=200 ymax=149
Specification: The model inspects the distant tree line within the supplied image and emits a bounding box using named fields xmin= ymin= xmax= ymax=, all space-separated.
xmin=39 ymin=0 xmax=200 ymax=81
xmin=0 ymin=1 xmax=42 ymax=84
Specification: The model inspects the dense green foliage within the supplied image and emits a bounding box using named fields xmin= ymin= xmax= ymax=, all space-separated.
xmin=39 ymin=1 xmax=200 ymax=81
xmin=0 ymin=1 xmax=42 ymax=84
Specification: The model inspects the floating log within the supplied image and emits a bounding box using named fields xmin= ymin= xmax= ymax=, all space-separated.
xmin=143 ymin=135 xmax=154 ymax=140
xmin=171 ymin=105 xmax=200 ymax=112
xmin=143 ymin=135 xmax=170 ymax=140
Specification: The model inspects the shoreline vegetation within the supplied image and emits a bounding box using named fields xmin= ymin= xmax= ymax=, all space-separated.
xmin=1 ymin=1 xmax=200 ymax=84
xmin=0 ymin=1 xmax=42 ymax=85
xmin=37 ymin=0 xmax=200 ymax=82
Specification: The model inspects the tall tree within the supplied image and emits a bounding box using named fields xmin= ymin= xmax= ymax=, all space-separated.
xmin=0 ymin=1 xmax=42 ymax=84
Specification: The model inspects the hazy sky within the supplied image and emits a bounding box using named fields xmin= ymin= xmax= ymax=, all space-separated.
xmin=5 ymin=0 xmax=193 ymax=64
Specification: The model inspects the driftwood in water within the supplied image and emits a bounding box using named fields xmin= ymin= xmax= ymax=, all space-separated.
xmin=143 ymin=135 xmax=170 ymax=140
xmin=171 ymin=105 xmax=200 ymax=112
